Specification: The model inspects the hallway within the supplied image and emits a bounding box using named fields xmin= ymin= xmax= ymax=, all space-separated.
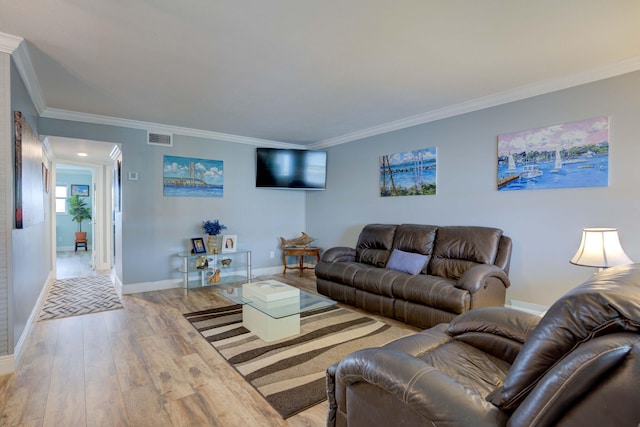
xmin=55 ymin=250 xmax=96 ymax=279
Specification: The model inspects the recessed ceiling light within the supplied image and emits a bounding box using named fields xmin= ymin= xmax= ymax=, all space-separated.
xmin=77 ymin=152 xmax=88 ymax=157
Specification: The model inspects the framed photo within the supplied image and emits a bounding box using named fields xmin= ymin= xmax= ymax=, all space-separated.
xmin=222 ymin=235 xmax=237 ymax=252
xmin=191 ymin=237 xmax=206 ymax=254
xmin=71 ymin=184 xmax=90 ymax=197
xmin=42 ymin=163 xmax=49 ymax=193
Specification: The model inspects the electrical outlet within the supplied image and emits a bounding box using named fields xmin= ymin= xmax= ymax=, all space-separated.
xmin=270 ymin=251 xmax=275 ymax=259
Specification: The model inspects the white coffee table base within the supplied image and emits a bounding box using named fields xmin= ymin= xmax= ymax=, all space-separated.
xmin=243 ymin=305 xmax=300 ymax=342
xmin=241 ymin=280 xmax=301 ymax=342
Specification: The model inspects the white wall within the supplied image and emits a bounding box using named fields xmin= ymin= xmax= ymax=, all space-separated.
xmin=307 ymin=71 xmax=640 ymax=307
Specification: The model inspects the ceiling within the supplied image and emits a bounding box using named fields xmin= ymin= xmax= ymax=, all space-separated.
xmin=2 ymin=1 xmax=640 ymax=155
xmin=47 ymin=136 xmax=118 ymax=167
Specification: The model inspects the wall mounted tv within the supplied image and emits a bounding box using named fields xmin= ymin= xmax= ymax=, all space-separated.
xmin=256 ymin=148 xmax=327 ymax=190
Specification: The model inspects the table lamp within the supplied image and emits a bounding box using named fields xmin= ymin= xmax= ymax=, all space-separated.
xmin=570 ymin=228 xmax=633 ymax=272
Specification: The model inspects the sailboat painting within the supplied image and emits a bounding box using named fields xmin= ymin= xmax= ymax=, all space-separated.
xmin=380 ymin=147 xmax=436 ymax=197
xmin=497 ymin=116 xmax=609 ymax=191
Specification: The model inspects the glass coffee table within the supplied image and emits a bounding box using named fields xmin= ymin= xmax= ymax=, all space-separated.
xmin=217 ymin=279 xmax=336 ymax=342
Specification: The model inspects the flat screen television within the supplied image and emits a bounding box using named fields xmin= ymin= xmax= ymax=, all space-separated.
xmin=256 ymin=148 xmax=327 ymax=190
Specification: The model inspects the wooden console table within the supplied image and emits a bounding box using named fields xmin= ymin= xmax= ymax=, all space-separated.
xmin=282 ymin=247 xmax=320 ymax=276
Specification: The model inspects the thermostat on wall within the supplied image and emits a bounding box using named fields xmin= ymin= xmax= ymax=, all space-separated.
xmin=128 ymin=171 xmax=139 ymax=181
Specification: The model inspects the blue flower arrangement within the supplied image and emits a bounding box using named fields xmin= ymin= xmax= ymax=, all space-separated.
xmin=202 ymin=219 xmax=227 ymax=236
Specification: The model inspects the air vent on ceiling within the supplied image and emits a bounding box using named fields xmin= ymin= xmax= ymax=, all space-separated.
xmin=147 ymin=131 xmax=173 ymax=147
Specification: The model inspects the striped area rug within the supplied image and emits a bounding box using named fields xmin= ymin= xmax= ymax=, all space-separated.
xmin=184 ymin=304 xmax=413 ymax=418
xmin=38 ymin=275 xmax=123 ymax=321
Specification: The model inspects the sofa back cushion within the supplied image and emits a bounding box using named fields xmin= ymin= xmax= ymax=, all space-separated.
xmin=488 ymin=264 xmax=640 ymax=412
xmin=428 ymin=226 xmax=503 ymax=280
xmin=356 ymin=224 xmax=397 ymax=267
xmin=391 ymin=224 xmax=438 ymax=274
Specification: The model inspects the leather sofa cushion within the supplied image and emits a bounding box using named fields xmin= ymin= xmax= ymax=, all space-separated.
xmin=381 ymin=324 xmax=510 ymax=399
xmin=392 ymin=224 xmax=438 ymax=273
xmin=448 ymin=307 xmax=541 ymax=363
xmin=356 ymin=224 xmax=397 ymax=267
xmin=350 ymin=267 xmax=471 ymax=314
xmin=489 ymin=264 xmax=640 ymax=411
xmin=429 ymin=226 xmax=503 ymax=280
xmin=352 ymin=268 xmax=403 ymax=297
xmin=315 ymin=261 xmax=371 ymax=286
xmin=392 ymin=274 xmax=470 ymax=314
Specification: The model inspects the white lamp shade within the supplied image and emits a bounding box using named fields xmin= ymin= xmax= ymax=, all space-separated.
xmin=570 ymin=228 xmax=633 ymax=268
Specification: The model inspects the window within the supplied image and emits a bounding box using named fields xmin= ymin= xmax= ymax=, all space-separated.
xmin=55 ymin=185 xmax=67 ymax=213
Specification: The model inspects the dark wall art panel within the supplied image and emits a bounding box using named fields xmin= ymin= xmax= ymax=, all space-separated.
xmin=14 ymin=111 xmax=44 ymax=229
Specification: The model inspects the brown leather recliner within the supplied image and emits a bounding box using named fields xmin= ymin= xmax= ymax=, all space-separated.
xmin=327 ymin=263 xmax=640 ymax=427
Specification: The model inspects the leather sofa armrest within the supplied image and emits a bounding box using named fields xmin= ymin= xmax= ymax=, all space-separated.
xmin=456 ymin=264 xmax=511 ymax=293
xmin=326 ymin=363 xmax=339 ymax=427
xmin=336 ymin=348 xmax=507 ymax=427
xmin=448 ymin=307 xmax=541 ymax=363
xmin=321 ymin=246 xmax=356 ymax=263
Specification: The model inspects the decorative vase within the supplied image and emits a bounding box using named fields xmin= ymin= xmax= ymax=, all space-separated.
xmin=207 ymin=235 xmax=221 ymax=254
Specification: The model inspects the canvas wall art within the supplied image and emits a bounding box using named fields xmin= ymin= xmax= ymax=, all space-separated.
xmin=163 ymin=155 xmax=224 ymax=197
xmin=497 ymin=116 xmax=609 ymax=191
xmin=14 ymin=112 xmax=44 ymax=229
xmin=380 ymin=147 xmax=436 ymax=197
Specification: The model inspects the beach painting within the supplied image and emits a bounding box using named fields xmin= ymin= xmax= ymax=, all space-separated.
xmin=497 ymin=117 xmax=609 ymax=191
xmin=163 ymin=155 xmax=224 ymax=197
xmin=380 ymin=147 xmax=436 ymax=197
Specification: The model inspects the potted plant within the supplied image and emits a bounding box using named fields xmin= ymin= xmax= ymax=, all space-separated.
xmin=68 ymin=194 xmax=92 ymax=242
xmin=202 ymin=219 xmax=227 ymax=254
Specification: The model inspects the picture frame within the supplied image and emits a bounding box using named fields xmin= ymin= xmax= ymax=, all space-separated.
xmin=113 ymin=159 xmax=121 ymax=212
xmin=497 ymin=116 xmax=609 ymax=191
xmin=222 ymin=235 xmax=237 ymax=253
xmin=71 ymin=184 xmax=90 ymax=197
xmin=42 ymin=163 xmax=49 ymax=193
xmin=379 ymin=147 xmax=437 ymax=197
xmin=163 ymin=155 xmax=224 ymax=198
xmin=191 ymin=237 xmax=207 ymax=254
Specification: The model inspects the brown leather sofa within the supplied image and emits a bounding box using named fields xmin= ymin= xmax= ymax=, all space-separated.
xmin=327 ymin=263 xmax=640 ymax=427
xmin=315 ymin=224 xmax=512 ymax=329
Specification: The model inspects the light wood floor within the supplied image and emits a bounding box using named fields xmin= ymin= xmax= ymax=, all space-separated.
xmin=0 ymin=271 xmax=418 ymax=427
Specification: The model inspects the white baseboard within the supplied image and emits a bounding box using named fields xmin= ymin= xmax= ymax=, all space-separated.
xmin=253 ymin=265 xmax=286 ymax=277
xmin=120 ymin=265 xmax=299 ymax=295
xmin=0 ymin=355 xmax=14 ymax=376
xmin=121 ymin=278 xmax=182 ymax=295
xmin=7 ymin=271 xmax=55 ymax=374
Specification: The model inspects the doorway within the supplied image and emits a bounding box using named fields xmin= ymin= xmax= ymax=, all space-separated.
xmin=47 ymin=136 xmax=120 ymax=280
xmin=55 ymin=163 xmax=97 ymax=279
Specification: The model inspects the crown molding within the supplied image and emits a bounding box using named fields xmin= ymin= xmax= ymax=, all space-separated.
xmin=0 ymin=31 xmax=22 ymax=54
xmin=1 ymin=31 xmax=47 ymax=114
xmin=41 ymin=107 xmax=303 ymax=149
xmin=309 ymin=55 xmax=640 ymax=149
xmin=11 ymin=42 xmax=47 ymax=114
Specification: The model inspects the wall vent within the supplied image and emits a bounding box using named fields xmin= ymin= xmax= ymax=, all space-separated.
xmin=147 ymin=131 xmax=173 ymax=147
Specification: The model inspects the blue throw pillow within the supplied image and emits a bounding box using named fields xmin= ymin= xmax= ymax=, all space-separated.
xmin=386 ymin=249 xmax=428 ymax=275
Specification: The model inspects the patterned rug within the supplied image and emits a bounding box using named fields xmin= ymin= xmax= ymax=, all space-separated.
xmin=184 ymin=304 xmax=413 ymax=418
xmin=39 ymin=275 xmax=123 ymax=321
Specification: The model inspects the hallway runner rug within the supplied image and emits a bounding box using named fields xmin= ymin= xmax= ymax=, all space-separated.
xmin=184 ymin=304 xmax=413 ymax=419
xmin=38 ymin=275 xmax=123 ymax=321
